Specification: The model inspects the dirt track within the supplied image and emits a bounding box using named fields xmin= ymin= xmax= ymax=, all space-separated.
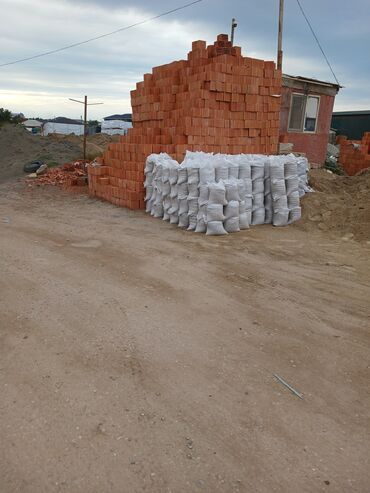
xmin=0 ymin=181 xmax=369 ymax=493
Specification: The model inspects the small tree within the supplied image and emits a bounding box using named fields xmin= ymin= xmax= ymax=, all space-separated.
xmin=12 ymin=113 xmax=24 ymax=124
xmin=0 ymin=108 xmax=12 ymax=123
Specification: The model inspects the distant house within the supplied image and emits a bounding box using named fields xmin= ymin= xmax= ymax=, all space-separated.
xmin=101 ymin=113 xmax=133 ymax=135
xmin=103 ymin=114 xmax=132 ymax=122
xmin=331 ymin=110 xmax=370 ymax=140
xmin=22 ymin=119 xmax=42 ymax=133
xmin=280 ymin=75 xmax=340 ymax=165
xmin=49 ymin=117 xmax=83 ymax=124
xmin=42 ymin=117 xmax=84 ymax=136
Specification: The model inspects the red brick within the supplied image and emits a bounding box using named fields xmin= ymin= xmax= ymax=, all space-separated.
xmin=88 ymin=34 xmax=282 ymax=209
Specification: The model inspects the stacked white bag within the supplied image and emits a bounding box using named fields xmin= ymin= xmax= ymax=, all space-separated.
xmin=270 ymin=155 xmax=289 ymax=227
xmin=236 ymin=156 xmax=252 ymax=226
xmin=284 ymin=158 xmax=301 ymax=224
xmin=144 ymin=151 xmax=310 ymax=235
xmin=250 ymin=155 xmax=266 ymax=226
xmin=264 ymin=159 xmax=273 ymax=224
xmin=297 ymin=156 xmax=313 ymax=196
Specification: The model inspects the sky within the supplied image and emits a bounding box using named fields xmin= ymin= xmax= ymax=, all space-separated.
xmin=0 ymin=0 xmax=369 ymax=120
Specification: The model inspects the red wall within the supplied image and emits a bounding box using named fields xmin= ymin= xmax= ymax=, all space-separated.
xmin=280 ymin=86 xmax=335 ymax=166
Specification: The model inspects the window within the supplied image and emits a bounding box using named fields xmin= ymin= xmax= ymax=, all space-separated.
xmin=304 ymin=96 xmax=319 ymax=132
xmin=288 ymin=94 xmax=320 ymax=133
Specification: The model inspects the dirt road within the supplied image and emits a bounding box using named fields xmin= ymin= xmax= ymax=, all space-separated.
xmin=1 ymin=181 xmax=369 ymax=493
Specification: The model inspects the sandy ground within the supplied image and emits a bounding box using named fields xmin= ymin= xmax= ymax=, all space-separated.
xmin=0 ymin=181 xmax=369 ymax=493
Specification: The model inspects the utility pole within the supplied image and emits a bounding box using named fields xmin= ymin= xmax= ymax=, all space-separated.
xmin=277 ymin=0 xmax=284 ymax=71
xmin=230 ymin=18 xmax=237 ymax=45
xmin=83 ymin=95 xmax=87 ymax=161
xmin=69 ymin=96 xmax=103 ymax=161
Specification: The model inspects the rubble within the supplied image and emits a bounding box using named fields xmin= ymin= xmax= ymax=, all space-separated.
xmin=36 ymin=163 xmax=48 ymax=175
xmin=26 ymin=161 xmax=88 ymax=187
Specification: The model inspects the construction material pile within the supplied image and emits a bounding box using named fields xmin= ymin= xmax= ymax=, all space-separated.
xmin=144 ymin=152 xmax=309 ymax=235
xmin=88 ymin=34 xmax=282 ymax=210
xmin=26 ymin=161 xmax=87 ymax=187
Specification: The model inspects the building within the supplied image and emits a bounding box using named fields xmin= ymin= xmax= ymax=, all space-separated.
xmin=22 ymin=119 xmax=43 ymax=133
xmin=101 ymin=114 xmax=133 ymax=135
xmin=103 ymin=114 xmax=132 ymax=122
xmin=280 ymin=75 xmax=340 ymax=165
xmin=101 ymin=116 xmax=132 ymax=135
xmin=331 ymin=110 xmax=370 ymax=140
xmin=42 ymin=117 xmax=84 ymax=136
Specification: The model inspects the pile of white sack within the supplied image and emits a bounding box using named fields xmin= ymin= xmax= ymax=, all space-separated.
xmin=144 ymin=151 xmax=310 ymax=235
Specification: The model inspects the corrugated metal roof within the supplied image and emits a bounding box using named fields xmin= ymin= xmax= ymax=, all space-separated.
xmin=48 ymin=117 xmax=83 ymax=125
xmin=104 ymin=114 xmax=132 ymax=121
xmin=332 ymin=110 xmax=370 ymax=116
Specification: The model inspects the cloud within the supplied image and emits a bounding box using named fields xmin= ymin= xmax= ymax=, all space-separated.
xmin=0 ymin=0 xmax=368 ymax=118
xmin=0 ymin=0 xmax=215 ymax=118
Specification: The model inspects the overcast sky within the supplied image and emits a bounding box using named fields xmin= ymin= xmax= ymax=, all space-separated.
xmin=0 ymin=0 xmax=369 ymax=120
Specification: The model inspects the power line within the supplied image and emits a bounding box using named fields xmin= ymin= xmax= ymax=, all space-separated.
xmin=295 ymin=0 xmax=340 ymax=86
xmin=0 ymin=0 xmax=203 ymax=68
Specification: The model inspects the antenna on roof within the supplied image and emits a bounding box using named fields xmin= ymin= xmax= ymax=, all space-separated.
xmin=230 ymin=18 xmax=237 ymax=45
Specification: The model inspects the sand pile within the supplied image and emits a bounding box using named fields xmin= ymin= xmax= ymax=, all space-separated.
xmin=295 ymin=169 xmax=370 ymax=242
xmin=0 ymin=124 xmax=118 ymax=183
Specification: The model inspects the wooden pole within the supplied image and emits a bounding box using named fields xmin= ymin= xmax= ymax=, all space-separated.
xmin=277 ymin=0 xmax=284 ymax=71
xmin=83 ymin=95 xmax=87 ymax=161
xmin=68 ymin=97 xmax=102 ymax=161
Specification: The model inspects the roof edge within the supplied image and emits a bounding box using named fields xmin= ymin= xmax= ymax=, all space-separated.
xmin=332 ymin=110 xmax=370 ymax=116
xmin=283 ymin=74 xmax=342 ymax=90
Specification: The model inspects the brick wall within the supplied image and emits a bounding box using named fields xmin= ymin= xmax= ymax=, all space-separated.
xmin=338 ymin=132 xmax=370 ymax=175
xmin=279 ymin=86 xmax=335 ymax=166
xmin=88 ymin=34 xmax=282 ymax=210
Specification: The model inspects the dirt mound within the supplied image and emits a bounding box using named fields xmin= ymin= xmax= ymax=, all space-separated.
xmin=0 ymin=124 xmax=119 ymax=183
xmin=0 ymin=124 xmax=81 ymax=182
xmin=88 ymin=133 xmax=120 ymax=148
xmin=48 ymin=132 xmax=119 ymax=155
xmin=46 ymin=132 xmax=121 ymax=163
xmin=295 ymin=169 xmax=370 ymax=242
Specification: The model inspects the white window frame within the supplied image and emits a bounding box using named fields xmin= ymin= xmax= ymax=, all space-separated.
xmin=288 ymin=93 xmax=320 ymax=133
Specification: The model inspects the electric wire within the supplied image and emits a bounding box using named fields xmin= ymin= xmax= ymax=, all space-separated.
xmin=295 ymin=0 xmax=340 ymax=85
xmin=0 ymin=0 xmax=203 ymax=68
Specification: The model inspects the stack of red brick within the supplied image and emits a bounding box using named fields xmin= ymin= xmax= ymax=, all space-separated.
xmin=88 ymin=34 xmax=282 ymax=209
xmin=338 ymin=132 xmax=370 ymax=176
